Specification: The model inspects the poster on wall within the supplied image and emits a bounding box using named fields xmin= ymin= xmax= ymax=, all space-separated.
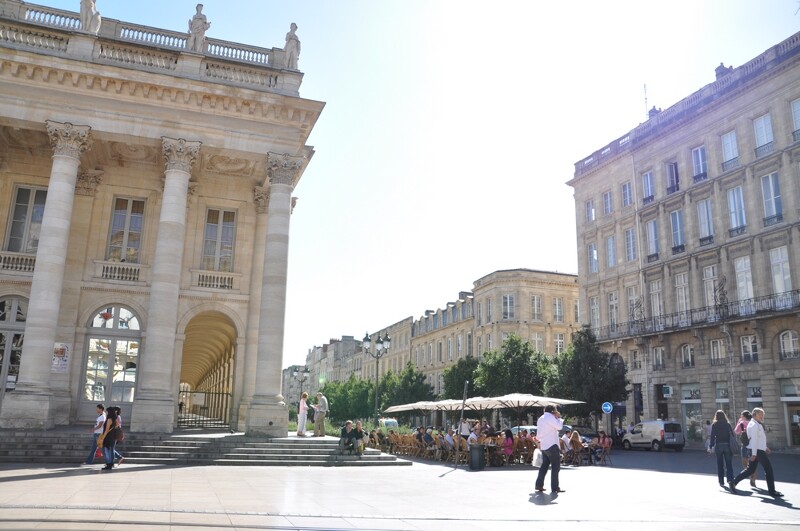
xmin=51 ymin=343 xmax=70 ymax=373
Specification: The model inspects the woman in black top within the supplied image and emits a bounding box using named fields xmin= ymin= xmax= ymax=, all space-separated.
xmin=708 ymin=410 xmax=736 ymax=487
xmin=99 ymin=406 xmax=119 ymax=470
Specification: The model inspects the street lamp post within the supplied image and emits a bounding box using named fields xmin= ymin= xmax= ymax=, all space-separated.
xmin=364 ymin=332 xmax=391 ymax=427
xmin=292 ymin=366 xmax=310 ymax=400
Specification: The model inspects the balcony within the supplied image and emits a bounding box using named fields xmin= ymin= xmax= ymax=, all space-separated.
xmin=647 ymin=253 xmax=659 ymax=263
xmin=741 ymin=353 xmax=758 ymax=364
xmin=692 ymin=172 xmax=708 ymax=184
xmin=729 ymin=226 xmax=746 ymax=237
xmin=722 ymin=158 xmax=740 ymax=172
xmin=755 ymin=142 xmax=774 ymax=158
xmin=653 ymin=362 xmax=666 ymax=371
xmin=710 ymin=357 xmax=728 ymax=366
xmin=94 ymin=260 xmax=148 ymax=283
xmin=642 ymin=195 xmax=655 ymax=206
xmin=699 ymin=235 xmax=714 ymax=246
xmin=590 ymin=289 xmax=800 ymax=342
xmin=0 ymin=251 xmax=35 ymax=274
xmin=681 ymin=359 xmax=695 ymax=369
xmin=763 ymin=213 xmax=783 ymax=227
xmin=794 ymin=129 xmax=800 ymax=142
xmin=666 ymin=184 xmax=680 ymax=195
xmin=781 ymin=350 xmax=799 ymax=361
xmin=191 ymin=269 xmax=241 ymax=290
xmin=671 ymin=244 xmax=685 ymax=255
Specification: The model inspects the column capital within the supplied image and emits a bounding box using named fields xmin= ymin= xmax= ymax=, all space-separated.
xmin=45 ymin=120 xmax=92 ymax=158
xmin=162 ymin=137 xmax=202 ymax=173
xmin=266 ymin=152 xmax=304 ymax=187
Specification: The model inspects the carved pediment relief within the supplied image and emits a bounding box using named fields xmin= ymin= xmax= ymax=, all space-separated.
xmin=204 ymin=154 xmax=256 ymax=176
xmin=109 ymin=142 xmax=159 ymax=164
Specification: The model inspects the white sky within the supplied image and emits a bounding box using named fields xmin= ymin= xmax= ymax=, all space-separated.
xmin=45 ymin=1 xmax=800 ymax=368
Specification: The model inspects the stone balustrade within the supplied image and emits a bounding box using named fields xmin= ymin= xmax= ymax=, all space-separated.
xmin=94 ymin=260 xmax=148 ymax=283
xmin=0 ymin=0 xmax=299 ymax=95
xmin=191 ymin=269 xmax=241 ymax=291
xmin=0 ymin=251 xmax=35 ymax=274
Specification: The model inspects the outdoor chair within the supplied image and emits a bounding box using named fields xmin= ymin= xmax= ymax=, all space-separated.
xmin=598 ymin=446 xmax=613 ymax=466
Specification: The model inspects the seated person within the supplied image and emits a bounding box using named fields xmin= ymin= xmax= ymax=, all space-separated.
xmin=596 ymin=430 xmax=612 ymax=461
xmin=339 ymin=420 xmax=359 ymax=454
xmin=588 ymin=436 xmax=601 ymax=464
xmin=352 ymin=420 xmax=367 ymax=456
xmin=467 ymin=426 xmax=480 ymax=447
xmin=560 ymin=429 xmax=572 ymax=452
xmin=502 ymin=429 xmax=515 ymax=462
xmin=376 ymin=428 xmax=387 ymax=450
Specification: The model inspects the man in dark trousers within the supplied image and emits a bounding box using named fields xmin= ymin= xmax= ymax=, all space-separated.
xmin=729 ymin=407 xmax=783 ymax=497
xmin=535 ymin=405 xmax=565 ymax=494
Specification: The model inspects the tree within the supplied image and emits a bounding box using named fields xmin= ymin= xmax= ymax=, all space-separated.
xmin=381 ymin=361 xmax=434 ymax=421
xmin=547 ymin=327 xmax=629 ymax=418
xmin=319 ymin=374 xmax=373 ymax=422
xmin=441 ymin=356 xmax=480 ymax=399
xmin=473 ymin=335 xmax=553 ymax=396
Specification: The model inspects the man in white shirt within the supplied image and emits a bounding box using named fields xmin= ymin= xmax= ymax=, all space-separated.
xmin=467 ymin=426 xmax=480 ymax=447
xmin=535 ymin=405 xmax=565 ymax=494
xmin=729 ymin=407 xmax=782 ymax=497
xmin=83 ymin=403 xmax=106 ymax=465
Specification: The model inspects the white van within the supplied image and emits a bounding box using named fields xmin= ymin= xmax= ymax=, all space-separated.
xmin=379 ymin=417 xmax=398 ymax=428
xmin=622 ymin=420 xmax=685 ymax=452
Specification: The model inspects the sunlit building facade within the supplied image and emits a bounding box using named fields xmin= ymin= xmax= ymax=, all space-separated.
xmin=569 ymin=31 xmax=800 ymax=447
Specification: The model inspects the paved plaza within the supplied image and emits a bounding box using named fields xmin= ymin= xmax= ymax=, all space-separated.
xmin=0 ymin=445 xmax=798 ymax=530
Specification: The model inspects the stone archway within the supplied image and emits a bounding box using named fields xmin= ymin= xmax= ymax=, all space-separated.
xmin=178 ymin=311 xmax=237 ymax=429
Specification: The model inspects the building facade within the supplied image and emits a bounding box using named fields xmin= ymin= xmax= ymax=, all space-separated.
xmin=303 ymin=269 xmax=579 ymax=399
xmin=0 ymin=1 xmax=324 ymax=435
xmin=568 ymin=31 xmax=800 ymax=448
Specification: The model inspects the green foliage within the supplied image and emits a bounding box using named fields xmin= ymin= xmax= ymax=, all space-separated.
xmin=442 ymin=355 xmax=480 ymax=398
xmin=318 ymin=374 xmax=372 ymax=422
xmin=474 ymin=335 xmax=553 ymax=396
xmin=546 ymin=327 xmax=629 ymax=417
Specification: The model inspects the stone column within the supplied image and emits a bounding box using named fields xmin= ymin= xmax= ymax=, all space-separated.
xmin=0 ymin=121 xmax=91 ymax=429
xmin=245 ymin=153 xmax=303 ymax=436
xmin=130 ymin=137 xmax=200 ymax=433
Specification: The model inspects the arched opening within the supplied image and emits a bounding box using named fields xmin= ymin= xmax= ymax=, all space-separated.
xmin=178 ymin=311 xmax=236 ymax=429
xmin=0 ymin=297 xmax=26 ymax=409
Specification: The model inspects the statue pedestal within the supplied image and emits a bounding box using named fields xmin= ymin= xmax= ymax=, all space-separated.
xmin=0 ymin=391 xmax=56 ymax=429
xmin=176 ymin=53 xmax=204 ymax=77
xmin=245 ymin=401 xmax=288 ymax=437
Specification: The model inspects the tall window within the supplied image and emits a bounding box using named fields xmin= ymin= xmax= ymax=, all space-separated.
xmin=780 ymin=331 xmax=799 ymax=360
xmin=622 ymin=181 xmax=633 ymax=207
xmin=666 ymin=162 xmax=680 ymax=193
xmin=586 ymin=199 xmax=596 ymax=222
xmin=642 ymin=171 xmax=654 ymax=202
xmin=675 ymin=272 xmax=689 ymax=315
xmin=646 ymin=219 xmax=659 ymax=256
xmin=588 ymin=243 xmax=598 ymax=273
xmin=792 ymin=98 xmax=800 ymax=134
xmin=741 ymin=335 xmax=758 ymax=363
xmin=447 ymin=338 xmax=453 ymax=361
xmin=554 ymin=333 xmax=565 ymax=354
xmin=670 ymin=209 xmax=684 ymax=249
xmin=502 ymin=295 xmax=515 ymax=320
xmin=753 ymin=113 xmax=774 ymax=151
xmin=6 ymin=187 xmax=47 ymax=254
xmin=0 ymin=297 xmax=26 ymax=405
xmin=203 ymin=209 xmax=236 ymax=271
xmin=84 ymin=306 xmax=141 ymax=403
xmin=734 ymin=256 xmax=754 ymax=302
xmin=703 ymin=265 xmax=718 ymax=308
xmin=531 ymin=295 xmax=542 ymax=321
xmin=710 ymin=339 xmax=725 ymax=365
xmin=457 ymin=335 xmax=463 ymax=357
xmin=692 ymin=145 xmax=707 ymax=178
xmin=727 ymin=186 xmax=746 ymax=232
xmin=553 ymin=297 xmax=564 ymax=323
xmin=477 ymin=303 xmax=482 ymax=326
xmin=608 ymin=291 xmax=618 ymax=328
xmin=761 ymin=172 xmax=782 ymax=225
xmin=650 ymin=280 xmax=663 ymax=319
xmin=770 ymin=246 xmax=792 ymax=294
xmin=681 ymin=345 xmax=695 ymax=368
xmin=697 ymin=198 xmax=714 ymax=241
xmin=531 ymin=332 xmax=543 ymax=352
xmin=602 ymin=191 xmax=613 ymax=215
xmin=108 ymin=198 xmax=145 ymax=263
xmin=721 ymin=130 xmax=739 ymax=167
xmin=486 ymin=299 xmax=493 ymax=322
xmin=606 ymin=236 xmax=616 ymax=268
xmin=652 ymin=347 xmax=665 ymax=370
xmin=625 ymin=228 xmax=637 ymax=261
xmin=589 ymin=296 xmax=599 ymax=329
xmin=627 ymin=286 xmax=638 ymax=320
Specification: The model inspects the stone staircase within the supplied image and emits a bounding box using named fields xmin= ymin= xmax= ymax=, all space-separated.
xmin=0 ymin=429 xmax=411 ymax=467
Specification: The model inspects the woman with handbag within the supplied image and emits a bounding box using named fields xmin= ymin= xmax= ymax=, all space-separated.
xmin=97 ymin=406 xmax=120 ymax=471
xmin=297 ymin=392 xmax=309 ymax=437
xmin=708 ymin=410 xmax=736 ymax=488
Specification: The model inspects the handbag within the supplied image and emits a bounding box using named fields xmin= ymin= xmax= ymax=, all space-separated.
xmin=532 ymin=448 xmax=543 ymax=468
xmin=728 ymin=425 xmax=740 ymax=452
xmin=94 ymin=447 xmax=103 ymax=458
xmin=116 ymin=428 xmax=125 ymax=442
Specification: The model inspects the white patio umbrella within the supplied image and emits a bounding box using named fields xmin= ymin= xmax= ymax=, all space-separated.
xmin=383 ymin=400 xmax=438 ymax=413
xmin=464 ymin=393 xmax=585 ymax=425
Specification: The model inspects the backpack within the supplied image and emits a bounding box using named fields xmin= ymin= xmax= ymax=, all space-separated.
xmin=739 ymin=426 xmax=749 ymax=446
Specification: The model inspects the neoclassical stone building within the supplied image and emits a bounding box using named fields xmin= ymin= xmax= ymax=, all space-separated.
xmin=0 ymin=1 xmax=324 ymax=435
xmin=568 ymin=31 xmax=800 ymax=447
xmin=304 ymin=269 xmax=579 ymax=399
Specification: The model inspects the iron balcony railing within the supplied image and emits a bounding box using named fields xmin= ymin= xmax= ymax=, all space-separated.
xmin=722 ymin=158 xmax=740 ymax=172
xmin=591 ymin=289 xmax=800 ymax=342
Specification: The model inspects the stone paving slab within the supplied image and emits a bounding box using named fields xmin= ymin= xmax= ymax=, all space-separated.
xmin=0 ymin=450 xmax=797 ymax=529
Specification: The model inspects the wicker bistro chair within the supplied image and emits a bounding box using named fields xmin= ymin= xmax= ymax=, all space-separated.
xmin=597 ymin=446 xmax=613 ymax=466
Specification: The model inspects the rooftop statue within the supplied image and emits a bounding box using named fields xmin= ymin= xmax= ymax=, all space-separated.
xmin=284 ymin=22 xmax=300 ymax=70
xmin=79 ymin=0 xmax=101 ymax=34
xmin=187 ymin=3 xmax=211 ymax=53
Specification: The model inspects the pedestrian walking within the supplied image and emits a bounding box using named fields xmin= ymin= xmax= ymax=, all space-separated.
xmin=534 ymin=405 xmax=565 ymax=494
xmin=708 ymin=410 xmax=736 ymax=488
xmin=83 ymin=403 xmax=105 ymax=465
xmin=734 ymin=410 xmax=758 ymax=487
xmin=97 ymin=406 xmax=120 ymax=471
xmin=729 ymin=407 xmax=783 ymax=497
xmin=113 ymin=406 xmax=125 ymax=466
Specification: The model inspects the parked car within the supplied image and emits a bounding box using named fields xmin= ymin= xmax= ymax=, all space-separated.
xmin=510 ymin=425 xmax=537 ymax=436
xmin=565 ymin=424 xmax=598 ymax=444
xmin=622 ymin=420 xmax=685 ymax=452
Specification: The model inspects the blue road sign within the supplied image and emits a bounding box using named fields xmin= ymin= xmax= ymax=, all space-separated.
xmin=601 ymin=401 xmax=613 ymax=414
